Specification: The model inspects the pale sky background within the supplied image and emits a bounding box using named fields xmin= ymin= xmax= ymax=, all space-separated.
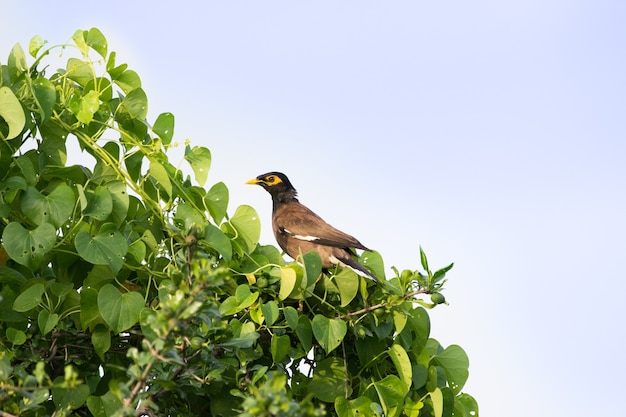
xmin=2 ymin=2 xmax=625 ymax=416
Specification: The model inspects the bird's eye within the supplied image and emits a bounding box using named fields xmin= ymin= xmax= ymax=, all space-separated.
xmin=267 ymin=176 xmax=275 ymax=183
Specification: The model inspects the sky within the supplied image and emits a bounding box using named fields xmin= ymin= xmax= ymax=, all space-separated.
xmin=2 ymin=2 xmax=625 ymax=416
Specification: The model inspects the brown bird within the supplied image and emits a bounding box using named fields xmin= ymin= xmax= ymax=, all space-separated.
xmin=246 ymin=172 xmax=377 ymax=281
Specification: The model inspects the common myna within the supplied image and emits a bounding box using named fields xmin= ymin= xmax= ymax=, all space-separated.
xmin=246 ymin=172 xmax=378 ymax=281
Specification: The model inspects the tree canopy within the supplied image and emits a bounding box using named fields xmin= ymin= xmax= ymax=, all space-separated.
xmin=0 ymin=29 xmax=478 ymax=417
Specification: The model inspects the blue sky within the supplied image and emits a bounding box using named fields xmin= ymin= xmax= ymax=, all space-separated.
xmin=2 ymin=2 xmax=625 ymax=416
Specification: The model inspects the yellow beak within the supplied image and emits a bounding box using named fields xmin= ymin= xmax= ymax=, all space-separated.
xmin=245 ymin=178 xmax=260 ymax=185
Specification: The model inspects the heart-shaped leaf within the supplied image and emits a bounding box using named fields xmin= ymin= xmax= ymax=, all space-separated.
xmin=13 ymin=282 xmax=45 ymax=312
xmin=228 ymin=205 xmax=260 ymax=253
xmin=0 ymin=86 xmax=26 ymax=139
xmin=83 ymin=186 xmax=112 ymax=220
xmin=205 ymin=181 xmax=228 ymax=224
xmin=21 ymin=184 xmax=75 ymax=227
xmin=3 ymin=222 xmax=56 ymax=270
xmin=38 ymin=310 xmax=59 ymax=336
xmin=97 ymin=284 xmax=144 ymax=333
xmin=184 ymin=145 xmax=211 ymax=186
xmin=153 ymin=112 xmax=174 ymax=144
xmin=74 ymin=223 xmax=128 ymax=274
xmin=312 ymin=314 xmax=347 ymax=354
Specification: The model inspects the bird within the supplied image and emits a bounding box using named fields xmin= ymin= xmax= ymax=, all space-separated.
xmin=246 ymin=172 xmax=378 ymax=281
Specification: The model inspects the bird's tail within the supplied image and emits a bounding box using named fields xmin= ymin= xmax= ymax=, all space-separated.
xmin=337 ymin=256 xmax=378 ymax=282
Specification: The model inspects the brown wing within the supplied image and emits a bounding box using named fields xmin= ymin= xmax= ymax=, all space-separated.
xmin=272 ymin=201 xmax=370 ymax=251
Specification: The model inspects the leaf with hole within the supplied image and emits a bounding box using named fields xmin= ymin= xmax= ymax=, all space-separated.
xmin=74 ymin=223 xmax=128 ymax=274
xmin=21 ymin=184 xmax=75 ymax=227
xmin=432 ymin=344 xmax=469 ymax=395
xmin=3 ymin=222 xmax=56 ymax=270
xmin=83 ymin=185 xmax=113 ymax=220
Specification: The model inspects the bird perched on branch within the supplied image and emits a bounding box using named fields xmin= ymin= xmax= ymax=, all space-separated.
xmin=246 ymin=172 xmax=377 ymax=281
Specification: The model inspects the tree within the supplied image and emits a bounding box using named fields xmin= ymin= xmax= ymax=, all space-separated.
xmin=0 ymin=29 xmax=479 ymax=417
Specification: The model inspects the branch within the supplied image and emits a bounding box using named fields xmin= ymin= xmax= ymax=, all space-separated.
xmin=339 ymin=287 xmax=430 ymax=319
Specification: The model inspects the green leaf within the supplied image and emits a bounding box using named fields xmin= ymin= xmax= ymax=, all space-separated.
xmin=229 ymin=205 xmax=260 ymax=253
xmin=66 ymin=58 xmax=94 ymax=87
xmin=32 ymin=78 xmax=57 ymax=121
xmin=113 ymin=70 xmax=141 ymax=93
xmin=3 ymin=222 xmax=56 ymax=270
xmin=97 ymin=284 xmax=144 ymax=333
xmin=389 ymin=344 xmax=413 ymax=390
xmin=29 ymin=35 xmax=46 ymax=57
xmin=75 ymin=90 xmax=100 ymax=124
xmin=107 ymin=181 xmax=129 ymax=225
xmin=6 ymin=328 xmax=27 ymax=345
xmin=0 ymin=266 xmax=26 ymax=285
xmin=454 ymin=393 xmax=479 ymax=417
xmin=433 ymin=262 xmax=454 ymax=284
xmin=52 ymin=379 xmax=90 ymax=410
xmin=80 ymin=288 xmax=100 ymax=329
xmin=335 ymin=396 xmax=374 ymax=417
xmin=153 ymin=112 xmax=174 ymax=144
xmin=204 ymin=224 xmax=232 ymax=261
xmin=308 ymin=357 xmax=348 ymax=402
xmin=205 ymin=181 xmax=229 ymax=224
xmin=261 ymin=300 xmax=280 ymax=326
xmin=312 ymin=314 xmax=347 ymax=354
xmin=430 ymin=388 xmax=444 ymax=417
xmin=148 ymin=159 xmax=172 ymax=198
xmin=219 ymin=285 xmax=259 ymax=315
xmin=184 ymin=146 xmax=211 ymax=186
xmin=296 ymin=315 xmax=313 ymax=351
xmin=235 ymin=284 xmax=258 ymax=308
xmin=372 ymin=375 xmax=408 ymax=417
xmin=74 ymin=223 xmax=128 ymax=274
xmin=175 ymin=203 xmax=207 ymax=230
xmin=15 ymin=155 xmax=37 ymax=185
xmin=332 ymin=268 xmax=359 ymax=307
xmin=86 ymin=27 xmax=107 ymax=58
xmin=0 ymin=176 xmax=27 ymax=206
xmin=302 ymin=251 xmax=322 ymax=287
xmin=87 ymin=391 xmax=123 ymax=417
xmin=419 ymin=246 xmax=429 ymax=272
xmin=120 ymin=88 xmax=148 ymax=120
xmin=278 ymin=266 xmax=298 ymax=300
xmin=0 ymin=86 xmax=26 ymax=139
xmin=271 ymin=334 xmax=290 ymax=363
xmin=21 ymin=184 xmax=75 ymax=227
xmin=92 ymin=324 xmax=111 ymax=360
xmin=432 ymin=344 xmax=469 ymax=395
xmin=127 ymin=239 xmax=146 ymax=263
xmin=38 ymin=310 xmax=59 ymax=336
xmin=82 ymin=185 xmax=112 ymax=220
xmin=361 ymin=250 xmax=385 ymax=280
xmin=7 ymin=43 xmax=27 ymax=82
xmin=284 ymin=306 xmax=298 ymax=330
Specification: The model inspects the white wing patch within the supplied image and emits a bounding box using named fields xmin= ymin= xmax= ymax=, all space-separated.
xmin=282 ymin=227 xmax=320 ymax=242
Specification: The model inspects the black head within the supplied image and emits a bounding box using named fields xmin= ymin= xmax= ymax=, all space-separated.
xmin=246 ymin=172 xmax=298 ymax=203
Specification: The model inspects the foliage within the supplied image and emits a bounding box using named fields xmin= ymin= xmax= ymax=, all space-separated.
xmin=0 ymin=29 xmax=479 ymax=417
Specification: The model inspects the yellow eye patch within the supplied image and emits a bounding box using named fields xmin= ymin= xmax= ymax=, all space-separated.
xmin=264 ymin=175 xmax=282 ymax=185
